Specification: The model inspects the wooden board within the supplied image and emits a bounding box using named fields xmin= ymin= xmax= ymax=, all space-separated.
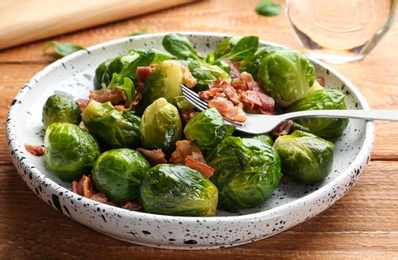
xmin=0 ymin=0 xmax=199 ymax=50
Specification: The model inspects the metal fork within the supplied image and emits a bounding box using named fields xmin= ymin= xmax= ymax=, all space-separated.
xmin=181 ymin=85 xmax=398 ymax=134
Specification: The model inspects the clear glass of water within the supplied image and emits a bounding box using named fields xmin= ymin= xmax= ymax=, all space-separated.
xmin=286 ymin=0 xmax=397 ymax=64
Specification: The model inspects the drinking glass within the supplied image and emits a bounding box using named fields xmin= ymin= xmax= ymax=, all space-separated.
xmin=286 ymin=0 xmax=397 ymax=64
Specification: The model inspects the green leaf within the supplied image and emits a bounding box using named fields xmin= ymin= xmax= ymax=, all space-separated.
xmin=255 ymin=0 xmax=282 ymax=17
xmin=162 ymin=33 xmax=202 ymax=61
xmin=216 ymin=36 xmax=259 ymax=62
xmin=128 ymin=26 xmax=153 ymax=36
xmin=42 ymin=41 xmax=84 ymax=57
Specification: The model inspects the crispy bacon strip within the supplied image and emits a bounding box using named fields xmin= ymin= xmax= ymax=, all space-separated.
xmin=24 ymin=144 xmax=44 ymax=156
xmin=136 ymin=148 xmax=167 ymax=166
xmin=89 ymin=88 xmax=126 ymax=105
xmin=170 ymin=140 xmax=215 ymax=177
xmin=208 ymin=96 xmax=247 ymax=122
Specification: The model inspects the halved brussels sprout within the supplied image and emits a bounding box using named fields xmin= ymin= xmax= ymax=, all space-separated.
xmin=257 ymin=48 xmax=315 ymax=107
xmin=82 ymin=100 xmax=141 ymax=150
xmin=287 ymin=88 xmax=349 ymax=139
xmin=134 ymin=60 xmax=184 ymax=115
xmin=140 ymin=164 xmax=218 ymax=216
xmin=44 ymin=123 xmax=101 ymax=182
xmin=42 ymin=94 xmax=81 ymax=129
xmin=206 ymin=136 xmax=282 ymax=212
xmin=139 ymin=98 xmax=183 ymax=155
xmin=273 ymin=130 xmax=334 ymax=184
xmin=92 ymin=148 xmax=150 ymax=204
xmin=184 ymin=108 xmax=235 ymax=150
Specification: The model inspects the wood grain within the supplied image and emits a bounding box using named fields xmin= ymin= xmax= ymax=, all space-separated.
xmin=1 ymin=0 xmax=397 ymax=258
xmin=0 ymin=0 xmax=199 ymax=50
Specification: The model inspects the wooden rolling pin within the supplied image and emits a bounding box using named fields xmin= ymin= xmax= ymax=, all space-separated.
xmin=0 ymin=0 xmax=199 ymax=50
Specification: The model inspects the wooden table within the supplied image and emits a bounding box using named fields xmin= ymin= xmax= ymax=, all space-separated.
xmin=1 ymin=0 xmax=397 ymax=258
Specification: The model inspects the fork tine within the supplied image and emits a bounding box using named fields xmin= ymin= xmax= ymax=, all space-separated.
xmin=181 ymin=85 xmax=208 ymax=111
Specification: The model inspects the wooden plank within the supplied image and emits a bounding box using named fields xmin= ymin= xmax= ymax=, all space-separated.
xmin=0 ymin=0 xmax=199 ymax=50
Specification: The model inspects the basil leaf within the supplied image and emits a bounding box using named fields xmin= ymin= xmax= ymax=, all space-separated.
xmin=128 ymin=27 xmax=153 ymax=36
xmin=42 ymin=41 xmax=84 ymax=57
xmin=255 ymin=0 xmax=282 ymax=17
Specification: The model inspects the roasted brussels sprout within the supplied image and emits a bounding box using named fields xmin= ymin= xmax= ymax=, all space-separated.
xmin=139 ymin=98 xmax=183 ymax=155
xmin=273 ymin=130 xmax=335 ymax=184
xmin=257 ymin=48 xmax=315 ymax=107
xmin=239 ymin=46 xmax=283 ymax=80
xmin=140 ymin=164 xmax=218 ymax=216
xmin=206 ymin=136 xmax=282 ymax=212
xmin=240 ymin=133 xmax=275 ymax=146
xmin=42 ymin=94 xmax=81 ymax=129
xmin=91 ymin=148 xmax=150 ymax=204
xmin=287 ymin=88 xmax=349 ymax=139
xmin=134 ymin=60 xmax=185 ymax=115
xmin=44 ymin=123 xmax=101 ymax=182
xmin=82 ymin=100 xmax=141 ymax=150
xmin=184 ymin=108 xmax=235 ymax=150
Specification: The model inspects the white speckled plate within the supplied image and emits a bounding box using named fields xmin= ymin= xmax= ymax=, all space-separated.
xmin=7 ymin=32 xmax=375 ymax=249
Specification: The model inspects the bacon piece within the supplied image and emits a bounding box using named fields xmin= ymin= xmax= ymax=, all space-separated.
xmin=72 ymin=175 xmax=96 ymax=198
xmin=136 ymin=148 xmax=167 ymax=166
xmin=271 ymin=120 xmax=294 ymax=136
xmin=76 ymin=98 xmax=89 ymax=111
xmin=225 ymin=60 xmax=241 ymax=80
xmin=208 ymin=96 xmax=247 ymax=122
xmin=170 ymin=140 xmax=215 ymax=177
xmin=136 ymin=66 xmax=155 ymax=84
xmin=181 ymin=65 xmax=197 ymax=88
xmin=89 ymin=192 xmax=114 ymax=205
xmin=122 ymin=200 xmax=144 ymax=212
xmin=240 ymin=90 xmax=275 ymax=113
xmin=89 ymin=88 xmax=126 ymax=105
xmin=24 ymin=144 xmax=44 ymax=156
xmin=184 ymin=157 xmax=214 ymax=177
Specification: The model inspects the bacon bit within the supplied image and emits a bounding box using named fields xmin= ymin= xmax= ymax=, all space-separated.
xmin=181 ymin=65 xmax=197 ymax=88
xmin=122 ymin=200 xmax=144 ymax=212
xmin=184 ymin=157 xmax=215 ymax=177
xmin=89 ymin=88 xmax=126 ymax=105
xmin=76 ymin=98 xmax=89 ymax=111
xmin=271 ymin=120 xmax=294 ymax=136
xmin=170 ymin=140 xmax=202 ymax=164
xmin=225 ymin=60 xmax=241 ymax=80
xmin=316 ymin=76 xmax=325 ymax=87
xmin=170 ymin=140 xmax=214 ymax=177
xmin=208 ymin=96 xmax=247 ymax=122
xmin=240 ymin=90 xmax=275 ymax=113
xmin=136 ymin=66 xmax=156 ymax=84
xmin=89 ymin=192 xmax=114 ymax=205
xmin=136 ymin=148 xmax=167 ymax=166
xmin=24 ymin=144 xmax=44 ymax=156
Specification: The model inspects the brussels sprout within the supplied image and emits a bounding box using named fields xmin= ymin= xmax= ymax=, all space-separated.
xmin=273 ymin=130 xmax=335 ymax=184
xmin=139 ymin=98 xmax=183 ymax=155
xmin=44 ymin=123 xmax=101 ymax=182
xmin=239 ymin=46 xmax=283 ymax=80
xmin=140 ymin=164 xmax=218 ymax=216
xmin=240 ymin=133 xmax=275 ymax=146
xmin=42 ymin=94 xmax=81 ymax=129
xmin=206 ymin=136 xmax=282 ymax=212
xmin=184 ymin=108 xmax=235 ymax=150
xmin=287 ymin=88 xmax=349 ymax=139
xmin=91 ymin=149 xmax=150 ymax=204
xmin=134 ymin=60 xmax=185 ymax=115
xmin=82 ymin=100 xmax=141 ymax=150
xmin=257 ymin=48 xmax=315 ymax=107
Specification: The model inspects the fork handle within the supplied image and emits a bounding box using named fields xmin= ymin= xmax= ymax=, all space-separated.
xmin=282 ymin=109 xmax=398 ymax=122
